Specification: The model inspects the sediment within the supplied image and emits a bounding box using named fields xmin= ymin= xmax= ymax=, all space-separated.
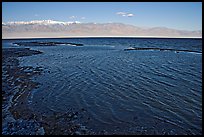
xmin=13 ymin=42 xmax=83 ymax=46
xmin=2 ymin=47 xmax=93 ymax=135
xmin=124 ymin=47 xmax=201 ymax=53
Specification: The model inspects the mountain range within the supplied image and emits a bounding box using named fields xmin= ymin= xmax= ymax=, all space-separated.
xmin=2 ymin=20 xmax=202 ymax=39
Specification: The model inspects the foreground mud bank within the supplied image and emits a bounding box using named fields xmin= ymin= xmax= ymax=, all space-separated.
xmin=2 ymin=48 xmax=44 ymax=135
xmin=2 ymin=48 xmax=94 ymax=135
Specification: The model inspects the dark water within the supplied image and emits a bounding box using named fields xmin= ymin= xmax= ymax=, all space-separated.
xmin=2 ymin=38 xmax=202 ymax=134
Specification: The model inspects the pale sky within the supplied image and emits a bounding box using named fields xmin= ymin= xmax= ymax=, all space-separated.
xmin=2 ymin=2 xmax=202 ymax=31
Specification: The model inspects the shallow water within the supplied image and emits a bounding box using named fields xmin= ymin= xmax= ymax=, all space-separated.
xmin=2 ymin=38 xmax=202 ymax=134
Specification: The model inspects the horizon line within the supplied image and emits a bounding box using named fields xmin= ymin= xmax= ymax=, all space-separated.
xmin=2 ymin=35 xmax=202 ymax=40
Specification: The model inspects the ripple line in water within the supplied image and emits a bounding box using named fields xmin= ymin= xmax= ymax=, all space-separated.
xmin=153 ymin=115 xmax=186 ymax=131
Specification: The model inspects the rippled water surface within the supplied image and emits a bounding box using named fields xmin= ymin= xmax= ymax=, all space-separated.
xmin=3 ymin=38 xmax=202 ymax=134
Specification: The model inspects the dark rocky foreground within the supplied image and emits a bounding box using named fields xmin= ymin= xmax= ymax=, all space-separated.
xmin=124 ymin=47 xmax=202 ymax=53
xmin=2 ymin=48 xmax=94 ymax=135
xmin=2 ymin=48 xmax=44 ymax=135
xmin=13 ymin=41 xmax=83 ymax=46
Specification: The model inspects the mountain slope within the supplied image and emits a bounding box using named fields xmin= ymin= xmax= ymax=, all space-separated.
xmin=2 ymin=20 xmax=202 ymax=38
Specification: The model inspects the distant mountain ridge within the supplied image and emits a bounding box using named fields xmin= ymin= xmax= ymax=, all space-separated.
xmin=2 ymin=20 xmax=81 ymax=25
xmin=2 ymin=20 xmax=202 ymax=38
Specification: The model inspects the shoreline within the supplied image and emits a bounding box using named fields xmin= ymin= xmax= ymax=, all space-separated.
xmin=2 ymin=48 xmax=44 ymax=135
xmin=2 ymin=35 xmax=202 ymax=40
xmin=2 ymin=47 xmax=94 ymax=135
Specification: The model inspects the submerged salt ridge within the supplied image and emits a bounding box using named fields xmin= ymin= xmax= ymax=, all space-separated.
xmin=5 ymin=38 xmax=202 ymax=135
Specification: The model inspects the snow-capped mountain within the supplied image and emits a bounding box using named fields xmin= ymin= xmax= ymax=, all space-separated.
xmin=2 ymin=20 xmax=202 ymax=38
xmin=4 ymin=20 xmax=80 ymax=25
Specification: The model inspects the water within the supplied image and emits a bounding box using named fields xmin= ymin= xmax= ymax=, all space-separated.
xmin=2 ymin=38 xmax=202 ymax=134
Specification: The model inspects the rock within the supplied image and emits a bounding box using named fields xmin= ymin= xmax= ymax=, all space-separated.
xmin=73 ymin=115 xmax=78 ymax=119
xmin=4 ymin=117 xmax=16 ymax=123
xmin=3 ymin=96 xmax=7 ymax=101
xmin=68 ymin=114 xmax=72 ymax=118
xmin=74 ymin=131 xmax=81 ymax=135
xmin=80 ymin=126 xmax=87 ymax=132
xmin=36 ymin=127 xmax=45 ymax=135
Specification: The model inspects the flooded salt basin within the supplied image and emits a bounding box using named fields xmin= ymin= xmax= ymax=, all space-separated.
xmin=3 ymin=38 xmax=202 ymax=135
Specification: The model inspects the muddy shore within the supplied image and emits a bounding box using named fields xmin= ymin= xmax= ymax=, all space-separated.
xmin=2 ymin=47 xmax=94 ymax=135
